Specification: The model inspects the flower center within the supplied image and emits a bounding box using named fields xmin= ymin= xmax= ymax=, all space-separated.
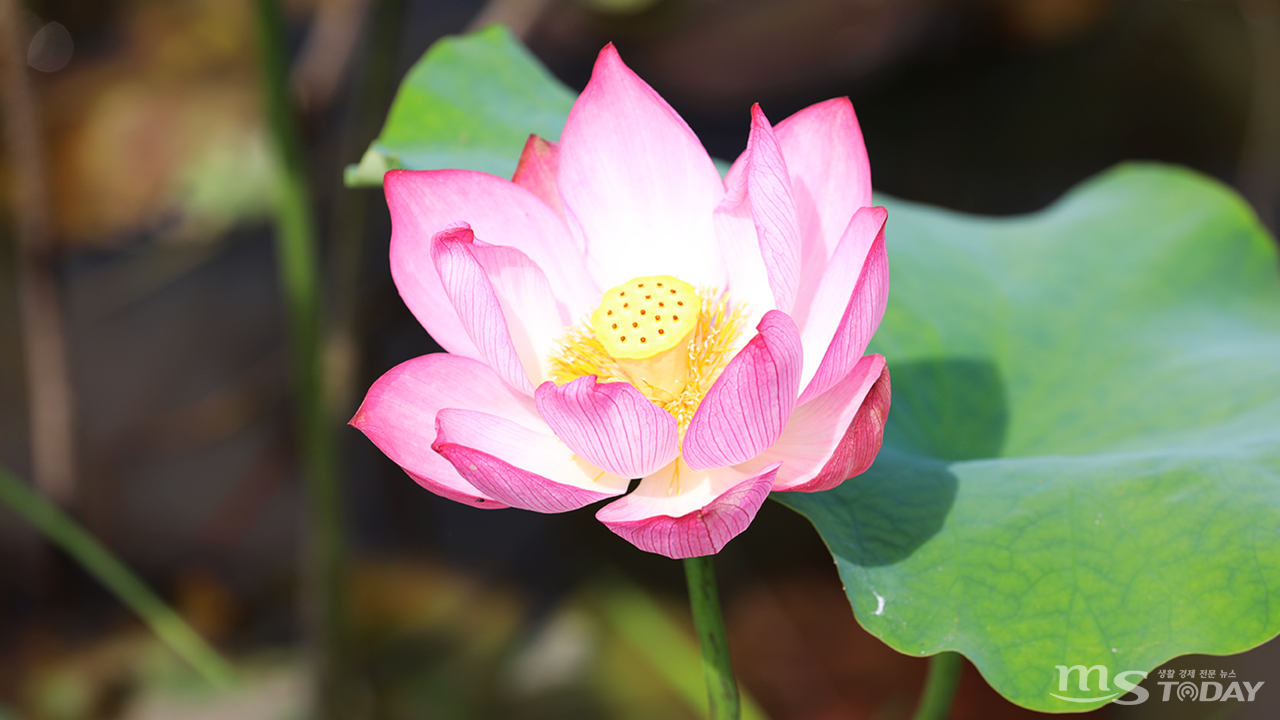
xmin=590 ymin=275 xmax=698 ymax=400
xmin=549 ymin=275 xmax=747 ymax=433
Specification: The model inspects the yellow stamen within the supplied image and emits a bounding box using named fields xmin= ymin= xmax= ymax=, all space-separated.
xmin=549 ymin=276 xmax=748 ymax=440
xmin=591 ymin=276 xmax=697 ymax=359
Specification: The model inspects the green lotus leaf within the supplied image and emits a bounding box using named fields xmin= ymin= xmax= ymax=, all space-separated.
xmin=344 ymin=24 xmax=576 ymax=187
xmin=778 ymin=164 xmax=1280 ymax=712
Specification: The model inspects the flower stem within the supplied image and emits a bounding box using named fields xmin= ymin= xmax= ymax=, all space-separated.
xmin=0 ymin=466 xmax=237 ymax=688
xmin=913 ymin=651 xmax=963 ymax=720
xmin=683 ymin=555 xmax=740 ymax=720
xmin=253 ymin=0 xmax=346 ymax=715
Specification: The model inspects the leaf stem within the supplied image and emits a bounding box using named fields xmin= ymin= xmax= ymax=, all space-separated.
xmin=253 ymin=0 xmax=346 ymax=715
xmin=683 ymin=555 xmax=740 ymax=720
xmin=913 ymin=651 xmax=963 ymax=720
xmin=0 ymin=466 xmax=237 ymax=688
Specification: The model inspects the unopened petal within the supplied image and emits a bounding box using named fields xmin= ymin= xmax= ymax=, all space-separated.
xmin=434 ymin=408 xmax=630 ymax=513
xmin=350 ymin=354 xmax=544 ymax=508
xmin=683 ymin=310 xmax=803 ymax=469
xmin=745 ymin=354 xmax=890 ymax=492
xmin=596 ymin=460 xmax=779 ymax=558
xmin=535 ymin=377 xmax=680 ymax=479
xmin=798 ymin=206 xmax=889 ymax=403
xmin=558 ymin=44 xmax=726 ymax=290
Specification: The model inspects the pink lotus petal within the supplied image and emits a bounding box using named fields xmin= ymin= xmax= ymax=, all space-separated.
xmin=431 ymin=227 xmax=535 ymax=394
xmin=712 ymin=190 xmax=775 ymax=329
xmin=557 ymin=44 xmax=726 ymax=290
xmin=717 ymin=105 xmax=801 ymax=313
xmin=385 ymin=175 xmax=481 ymax=359
xmin=744 ymin=354 xmax=890 ymax=492
xmin=387 ymin=170 xmax=598 ymax=336
xmin=467 ymin=240 xmax=569 ymax=388
xmin=512 ymin=135 xmax=566 ymax=223
xmin=683 ymin=310 xmax=803 ymax=470
xmin=596 ymin=461 xmax=779 ymax=558
xmin=775 ymin=98 xmax=872 ymax=306
xmin=786 ymin=360 xmax=890 ymax=492
xmin=713 ymin=150 xmax=772 ymax=327
xmin=535 ymin=377 xmax=679 ymax=479
xmin=798 ymin=206 xmax=889 ymax=404
xmin=350 ymin=353 xmax=545 ymax=509
xmin=434 ymin=408 xmax=630 ymax=513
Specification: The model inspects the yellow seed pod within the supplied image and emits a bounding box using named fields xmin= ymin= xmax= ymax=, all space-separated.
xmin=591 ymin=275 xmax=699 ymax=360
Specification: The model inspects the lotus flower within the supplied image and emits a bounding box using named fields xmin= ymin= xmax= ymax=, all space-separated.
xmin=351 ymin=44 xmax=891 ymax=559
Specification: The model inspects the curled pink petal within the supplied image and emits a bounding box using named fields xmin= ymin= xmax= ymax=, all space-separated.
xmin=718 ymin=104 xmax=802 ymax=313
xmin=683 ymin=310 xmax=803 ymax=470
xmin=746 ymin=354 xmax=890 ymax=492
xmin=431 ymin=227 xmax=535 ymax=394
xmin=434 ymin=408 xmax=630 ymax=513
xmin=350 ymin=354 xmax=544 ymax=509
xmin=558 ymin=44 xmax=726 ymax=290
xmin=787 ymin=360 xmax=890 ymax=492
xmin=596 ymin=461 xmax=779 ymax=559
xmin=535 ymin=377 xmax=679 ymax=479
xmin=512 ymin=134 xmax=566 ymax=223
xmin=387 ymin=169 xmax=598 ymax=329
xmin=467 ymin=240 xmax=569 ymax=388
xmin=798 ymin=206 xmax=889 ymax=403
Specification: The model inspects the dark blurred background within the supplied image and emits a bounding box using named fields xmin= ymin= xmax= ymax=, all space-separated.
xmin=0 ymin=0 xmax=1277 ymax=718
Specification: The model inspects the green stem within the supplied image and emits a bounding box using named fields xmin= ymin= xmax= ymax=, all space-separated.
xmin=913 ymin=651 xmax=963 ymax=720
xmin=0 ymin=467 xmax=236 ymax=688
xmin=683 ymin=555 xmax=740 ymax=720
xmin=253 ymin=0 xmax=345 ymax=715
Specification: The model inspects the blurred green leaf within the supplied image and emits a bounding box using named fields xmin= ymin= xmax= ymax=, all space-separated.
xmin=344 ymin=24 xmax=576 ymax=187
xmin=779 ymin=165 xmax=1280 ymax=712
xmin=589 ymin=579 xmax=769 ymax=720
xmin=0 ymin=467 xmax=237 ymax=690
